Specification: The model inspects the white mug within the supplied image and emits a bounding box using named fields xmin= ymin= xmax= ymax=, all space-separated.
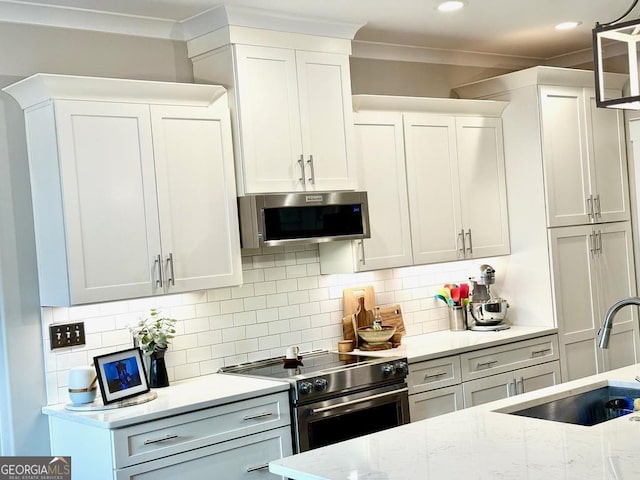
xmin=286 ymin=346 xmax=300 ymax=359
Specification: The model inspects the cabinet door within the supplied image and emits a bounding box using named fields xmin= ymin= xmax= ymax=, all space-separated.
xmin=351 ymin=112 xmax=412 ymax=270
xmin=585 ymin=89 xmax=630 ymax=223
xmin=234 ymin=44 xmax=303 ymax=193
xmin=456 ymin=116 xmax=510 ymax=258
xmin=296 ymin=50 xmax=355 ymax=191
xmin=150 ymin=104 xmax=242 ymax=293
xmin=539 ymin=86 xmax=592 ymax=227
xmin=548 ymin=225 xmax=599 ymax=381
xmin=409 ymin=385 xmax=463 ymax=422
xmin=594 ymin=222 xmax=639 ymax=371
xmin=55 ymin=100 xmax=161 ymax=304
xmin=404 ymin=114 xmax=463 ymax=264
xmin=462 ymin=371 xmax=515 ymax=408
xmin=516 ymin=361 xmax=561 ymax=395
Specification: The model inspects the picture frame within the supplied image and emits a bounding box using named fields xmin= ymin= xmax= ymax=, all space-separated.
xmin=93 ymin=347 xmax=150 ymax=405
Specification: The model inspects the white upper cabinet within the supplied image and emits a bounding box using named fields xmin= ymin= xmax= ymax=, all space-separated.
xmin=319 ymin=96 xmax=509 ymax=273
xmin=193 ymin=43 xmax=356 ymax=195
xmin=540 ymin=86 xmax=629 ymax=227
xmin=404 ymin=113 xmax=509 ymax=264
xmin=4 ymin=74 xmax=242 ymax=306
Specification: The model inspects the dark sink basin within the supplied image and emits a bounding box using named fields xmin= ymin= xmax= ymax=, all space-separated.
xmin=503 ymin=385 xmax=640 ymax=426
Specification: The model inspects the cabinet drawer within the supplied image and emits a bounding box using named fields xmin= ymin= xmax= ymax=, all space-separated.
xmin=116 ymin=425 xmax=292 ymax=480
xmin=113 ymin=392 xmax=290 ymax=468
xmin=460 ymin=335 xmax=559 ymax=381
xmin=408 ymin=355 xmax=461 ymax=394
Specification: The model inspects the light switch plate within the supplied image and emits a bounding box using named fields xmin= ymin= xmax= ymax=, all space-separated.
xmin=49 ymin=322 xmax=85 ymax=349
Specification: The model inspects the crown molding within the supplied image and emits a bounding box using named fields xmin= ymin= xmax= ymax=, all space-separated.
xmin=0 ymin=0 xmax=182 ymax=39
xmin=181 ymin=4 xmax=364 ymax=42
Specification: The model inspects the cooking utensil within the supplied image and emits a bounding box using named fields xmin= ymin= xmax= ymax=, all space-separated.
xmin=459 ymin=283 xmax=469 ymax=300
xmin=450 ymin=287 xmax=460 ymax=305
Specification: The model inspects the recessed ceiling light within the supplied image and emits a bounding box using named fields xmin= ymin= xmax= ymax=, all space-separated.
xmin=555 ymin=21 xmax=582 ymax=30
xmin=437 ymin=1 xmax=465 ymax=12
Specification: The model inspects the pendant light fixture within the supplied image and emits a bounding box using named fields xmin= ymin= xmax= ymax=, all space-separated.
xmin=593 ymin=0 xmax=640 ymax=109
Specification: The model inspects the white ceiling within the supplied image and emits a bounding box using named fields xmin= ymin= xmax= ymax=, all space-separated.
xmin=0 ymin=0 xmax=637 ymax=62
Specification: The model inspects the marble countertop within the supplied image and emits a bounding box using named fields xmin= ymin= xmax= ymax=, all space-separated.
xmin=270 ymin=363 xmax=640 ymax=480
xmin=353 ymin=325 xmax=557 ymax=362
xmin=42 ymin=373 xmax=289 ymax=429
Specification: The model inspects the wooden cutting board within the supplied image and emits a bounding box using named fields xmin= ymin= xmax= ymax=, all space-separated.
xmin=342 ymin=303 xmax=405 ymax=348
xmin=342 ymin=285 xmax=375 ymax=318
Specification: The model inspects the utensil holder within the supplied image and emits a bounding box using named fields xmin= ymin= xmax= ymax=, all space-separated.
xmin=448 ymin=306 xmax=467 ymax=331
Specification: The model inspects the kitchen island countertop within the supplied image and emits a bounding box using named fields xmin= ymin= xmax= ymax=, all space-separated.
xmin=270 ymin=362 xmax=640 ymax=479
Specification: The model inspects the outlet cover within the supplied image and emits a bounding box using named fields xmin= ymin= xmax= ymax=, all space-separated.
xmin=49 ymin=322 xmax=86 ymax=350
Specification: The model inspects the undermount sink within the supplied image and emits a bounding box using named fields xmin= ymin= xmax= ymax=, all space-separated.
xmin=497 ymin=382 xmax=640 ymax=427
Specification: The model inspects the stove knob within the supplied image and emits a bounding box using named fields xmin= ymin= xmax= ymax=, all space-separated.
xmin=394 ymin=361 xmax=408 ymax=374
xmin=314 ymin=378 xmax=328 ymax=392
xmin=299 ymin=382 xmax=313 ymax=394
xmin=382 ymin=363 xmax=396 ymax=376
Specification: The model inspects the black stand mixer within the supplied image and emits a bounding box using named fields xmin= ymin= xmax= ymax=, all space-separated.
xmin=467 ymin=264 xmax=510 ymax=331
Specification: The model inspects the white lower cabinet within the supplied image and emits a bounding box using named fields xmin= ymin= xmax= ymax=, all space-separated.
xmin=409 ymin=334 xmax=561 ymax=420
xmin=46 ymin=392 xmax=292 ymax=480
xmin=409 ymin=385 xmax=464 ymax=421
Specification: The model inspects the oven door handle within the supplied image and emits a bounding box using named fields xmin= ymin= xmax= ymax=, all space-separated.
xmin=309 ymin=387 xmax=408 ymax=415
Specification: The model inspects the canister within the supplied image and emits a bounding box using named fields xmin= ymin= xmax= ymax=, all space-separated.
xmin=448 ymin=306 xmax=467 ymax=331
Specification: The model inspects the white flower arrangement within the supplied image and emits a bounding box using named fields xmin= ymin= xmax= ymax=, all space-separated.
xmin=129 ymin=308 xmax=177 ymax=356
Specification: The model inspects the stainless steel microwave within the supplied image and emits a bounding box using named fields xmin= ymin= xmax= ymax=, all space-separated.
xmin=237 ymin=191 xmax=370 ymax=249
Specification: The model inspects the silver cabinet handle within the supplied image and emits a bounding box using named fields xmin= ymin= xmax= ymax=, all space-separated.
xmin=589 ymin=232 xmax=596 ymax=255
xmin=476 ymin=360 xmax=498 ymax=369
xmin=155 ymin=254 xmax=163 ymax=288
xmin=306 ymin=154 xmax=315 ymax=185
xmin=358 ymin=240 xmax=366 ymax=265
xmin=246 ymin=464 xmax=270 ymax=473
xmin=594 ymin=193 xmax=601 ymax=217
xmin=458 ymin=230 xmax=465 ymax=256
xmin=298 ymin=155 xmax=306 ymax=185
xmin=517 ymin=377 xmax=524 ymax=395
xmin=466 ymin=229 xmax=473 ymax=254
xmin=531 ymin=348 xmax=551 ymax=357
xmin=144 ymin=434 xmax=178 ymax=445
xmin=166 ymin=253 xmax=175 ymax=286
xmin=587 ymin=195 xmax=594 ymax=220
xmin=424 ymin=371 xmax=447 ymax=379
xmin=596 ymin=230 xmax=603 ymax=254
xmin=243 ymin=412 xmax=274 ymax=421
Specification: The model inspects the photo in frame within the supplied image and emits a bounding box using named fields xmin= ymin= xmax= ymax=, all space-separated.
xmin=93 ymin=347 xmax=150 ymax=405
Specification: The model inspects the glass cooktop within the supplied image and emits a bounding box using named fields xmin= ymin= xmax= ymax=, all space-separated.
xmin=219 ymin=349 xmax=402 ymax=380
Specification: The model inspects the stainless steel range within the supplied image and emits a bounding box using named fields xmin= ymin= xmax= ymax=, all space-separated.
xmin=220 ymin=349 xmax=410 ymax=452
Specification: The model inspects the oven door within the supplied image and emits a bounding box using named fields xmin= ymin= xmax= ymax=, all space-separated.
xmin=293 ymin=382 xmax=409 ymax=452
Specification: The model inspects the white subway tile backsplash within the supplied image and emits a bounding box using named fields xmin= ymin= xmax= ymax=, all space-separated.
xmin=264 ymin=267 xmax=286 ymax=281
xmin=220 ymin=298 xmax=245 ymax=315
xmin=268 ymin=319 xmax=291 ymax=335
xmin=233 ymin=311 xmax=257 ymax=326
xmin=41 ymin=247 xmax=463 ymax=405
xmin=266 ymin=293 xmax=288 ymax=308
xmin=222 ymin=326 xmax=246 ymax=342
